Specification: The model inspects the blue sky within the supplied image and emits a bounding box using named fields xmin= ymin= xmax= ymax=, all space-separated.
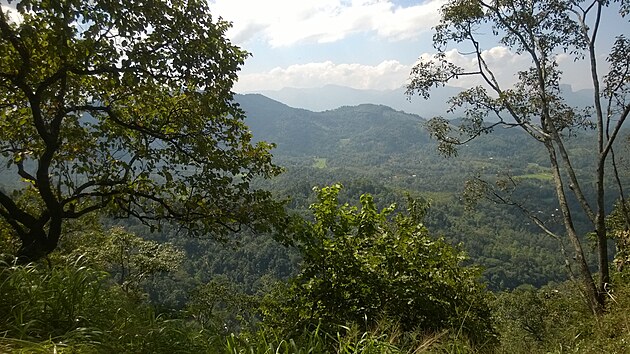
xmin=209 ymin=0 xmax=628 ymax=94
xmin=209 ymin=0 xmax=446 ymax=92
xmin=2 ymin=0 xmax=626 ymax=93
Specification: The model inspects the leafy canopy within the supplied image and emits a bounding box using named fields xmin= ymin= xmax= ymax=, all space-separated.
xmin=263 ymin=184 xmax=495 ymax=345
xmin=0 ymin=0 xmax=284 ymax=262
xmin=65 ymin=226 xmax=184 ymax=295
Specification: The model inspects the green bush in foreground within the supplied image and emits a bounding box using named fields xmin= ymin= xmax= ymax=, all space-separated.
xmin=261 ymin=184 xmax=496 ymax=348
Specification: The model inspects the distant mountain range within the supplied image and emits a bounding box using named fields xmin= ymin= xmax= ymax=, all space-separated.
xmin=248 ymin=84 xmax=595 ymax=119
xmin=236 ymin=93 xmax=433 ymax=158
xmin=252 ymin=85 xmax=458 ymax=118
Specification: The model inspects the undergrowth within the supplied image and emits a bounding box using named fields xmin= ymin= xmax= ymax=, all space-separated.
xmin=2 ymin=256 xmax=630 ymax=353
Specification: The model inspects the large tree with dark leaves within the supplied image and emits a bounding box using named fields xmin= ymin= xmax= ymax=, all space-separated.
xmin=0 ymin=0 xmax=283 ymax=262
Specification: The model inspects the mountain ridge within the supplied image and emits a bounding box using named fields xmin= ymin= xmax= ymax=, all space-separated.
xmin=235 ymin=93 xmax=431 ymax=158
xmin=244 ymin=84 xmax=595 ymax=118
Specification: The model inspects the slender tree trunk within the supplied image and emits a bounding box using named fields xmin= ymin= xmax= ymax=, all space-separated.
xmin=587 ymin=1 xmax=610 ymax=303
xmin=596 ymin=159 xmax=610 ymax=300
xmin=547 ymin=143 xmax=603 ymax=314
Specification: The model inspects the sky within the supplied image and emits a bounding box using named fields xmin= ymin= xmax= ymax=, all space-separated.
xmin=1 ymin=0 xmax=625 ymax=94
xmin=208 ymin=0 xmax=624 ymax=94
xmin=209 ymin=0 xmax=450 ymax=92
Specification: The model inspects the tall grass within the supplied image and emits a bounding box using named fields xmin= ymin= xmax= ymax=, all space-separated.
xmin=0 ymin=257 xmax=481 ymax=353
xmin=9 ymin=255 xmax=630 ymax=353
xmin=222 ymin=322 xmax=476 ymax=354
xmin=0 ymin=257 xmax=107 ymax=339
xmin=0 ymin=257 xmax=217 ymax=353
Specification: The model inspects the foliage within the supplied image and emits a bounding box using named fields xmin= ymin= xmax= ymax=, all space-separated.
xmin=63 ymin=225 xmax=184 ymax=295
xmin=607 ymin=200 xmax=630 ymax=271
xmin=0 ymin=254 xmax=482 ymax=354
xmin=0 ymin=258 xmax=218 ymax=353
xmin=245 ymin=96 xmax=617 ymax=290
xmin=493 ymin=277 xmax=630 ymax=353
xmin=407 ymin=0 xmax=630 ymax=313
xmin=0 ymin=257 xmax=109 ymax=340
xmin=262 ymin=184 xmax=496 ymax=347
xmin=0 ymin=0 xmax=284 ymax=262
xmin=5 ymin=254 xmax=630 ymax=353
xmin=187 ymin=275 xmax=258 ymax=334
xmin=224 ymin=322 xmax=478 ymax=354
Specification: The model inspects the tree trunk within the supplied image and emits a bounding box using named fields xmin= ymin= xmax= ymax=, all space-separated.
xmin=16 ymin=235 xmax=54 ymax=264
xmin=15 ymin=224 xmax=61 ymax=264
xmin=596 ymin=159 xmax=610 ymax=301
xmin=547 ymin=143 xmax=604 ymax=314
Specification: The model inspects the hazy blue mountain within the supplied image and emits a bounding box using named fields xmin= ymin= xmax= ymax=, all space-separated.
xmin=236 ymin=93 xmax=432 ymax=157
xmin=559 ymin=84 xmax=596 ymax=108
xmin=250 ymin=84 xmax=595 ymax=118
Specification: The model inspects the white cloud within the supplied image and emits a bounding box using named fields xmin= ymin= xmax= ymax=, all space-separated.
xmin=235 ymin=46 xmax=596 ymax=92
xmin=415 ymin=47 xmax=600 ymax=94
xmin=210 ymin=0 xmax=445 ymax=47
xmin=426 ymin=48 xmax=594 ymax=90
xmin=1 ymin=4 xmax=23 ymax=24
xmin=235 ymin=60 xmax=411 ymax=92
xmin=416 ymin=47 xmax=532 ymax=89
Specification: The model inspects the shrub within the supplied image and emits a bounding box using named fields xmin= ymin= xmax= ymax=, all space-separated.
xmin=262 ymin=184 xmax=496 ymax=347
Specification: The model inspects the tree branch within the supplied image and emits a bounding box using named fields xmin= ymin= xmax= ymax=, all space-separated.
xmin=0 ymin=189 xmax=38 ymax=227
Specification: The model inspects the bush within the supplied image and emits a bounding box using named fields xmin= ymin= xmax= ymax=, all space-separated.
xmin=493 ymin=277 xmax=630 ymax=353
xmin=261 ymin=184 xmax=496 ymax=347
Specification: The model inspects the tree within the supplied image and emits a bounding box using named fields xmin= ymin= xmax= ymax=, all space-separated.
xmin=187 ymin=275 xmax=258 ymax=333
xmin=68 ymin=226 xmax=184 ymax=295
xmin=607 ymin=199 xmax=630 ymax=271
xmin=263 ymin=184 xmax=496 ymax=346
xmin=0 ymin=0 xmax=284 ymax=262
xmin=407 ymin=0 xmax=629 ymax=313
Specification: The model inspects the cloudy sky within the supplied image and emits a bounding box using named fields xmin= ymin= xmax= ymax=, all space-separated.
xmin=209 ymin=0 xmax=450 ymax=92
xmin=209 ymin=0 xmax=623 ymax=94
xmin=2 ymin=0 xmax=623 ymax=94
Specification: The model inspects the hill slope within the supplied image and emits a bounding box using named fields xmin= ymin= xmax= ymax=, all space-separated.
xmin=238 ymin=93 xmax=431 ymax=157
xmin=235 ymin=93 xmax=613 ymax=290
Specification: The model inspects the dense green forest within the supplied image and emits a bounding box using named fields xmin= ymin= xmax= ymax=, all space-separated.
xmin=240 ymin=94 xmax=626 ymax=290
xmin=2 ymin=0 xmax=630 ymax=353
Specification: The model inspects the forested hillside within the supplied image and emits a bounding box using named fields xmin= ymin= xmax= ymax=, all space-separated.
xmin=238 ymin=93 xmax=626 ymax=290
